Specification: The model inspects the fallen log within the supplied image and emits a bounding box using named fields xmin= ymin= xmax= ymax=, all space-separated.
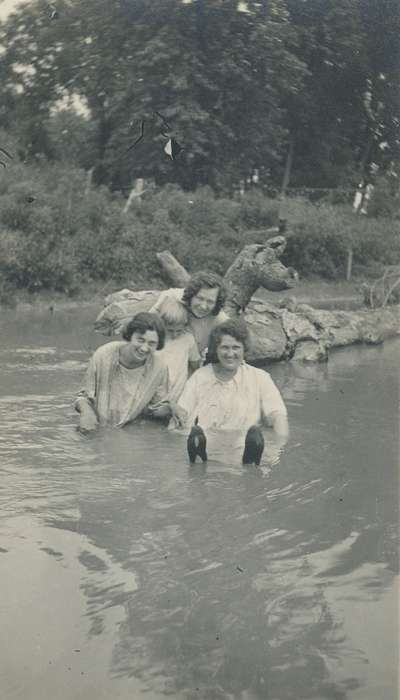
xmin=156 ymin=251 xmax=190 ymax=287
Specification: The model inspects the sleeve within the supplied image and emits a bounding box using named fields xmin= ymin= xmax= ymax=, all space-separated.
xmin=176 ymin=372 xmax=200 ymax=423
xmin=259 ymin=371 xmax=287 ymax=423
xmin=149 ymin=288 xmax=184 ymax=314
xmin=147 ymin=365 xmax=170 ymax=409
xmin=74 ymin=353 xmax=98 ymax=411
xmin=188 ymin=335 xmax=201 ymax=363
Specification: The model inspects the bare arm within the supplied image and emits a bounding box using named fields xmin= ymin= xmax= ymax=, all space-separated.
xmin=270 ymin=411 xmax=289 ymax=440
xmin=75 ymin=353 xmax=100 ymax=433
xmin=75 ymin=396 xmax=99 ymax=433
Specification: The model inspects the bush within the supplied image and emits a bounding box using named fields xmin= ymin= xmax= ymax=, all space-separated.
xmin=281 ymin=198 xmax=400 ymax=278
xmin=0 ymin=150 xmax=398 ymax=303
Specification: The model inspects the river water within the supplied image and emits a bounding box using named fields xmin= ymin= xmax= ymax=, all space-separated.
xmin=0 ymin=305 xmax=398 ymax=700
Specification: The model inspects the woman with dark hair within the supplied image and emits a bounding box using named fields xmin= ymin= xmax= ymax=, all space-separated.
xmin=170 ymin=318 xmax=289 ymax=461
xmin=75 ymin=312 xmax=171 ymax=432
xmin=150 ymin=270 xmax=229 ymax=357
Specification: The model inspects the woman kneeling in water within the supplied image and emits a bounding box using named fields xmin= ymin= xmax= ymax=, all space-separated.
xmin=75 ymin=312 xmax=172 ymax=433
xmin=170 ymin=319 xmax=289 ymax=462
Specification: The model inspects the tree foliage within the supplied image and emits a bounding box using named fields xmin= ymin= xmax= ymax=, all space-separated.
xmin=2 ymin=0 xmax=397 ymax=193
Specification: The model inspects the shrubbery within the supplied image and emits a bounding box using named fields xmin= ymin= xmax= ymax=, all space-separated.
xmin=0 ymin=155 xmax=398 ymax=304
xmin=281 ymin=198 xmax=400 ymax=279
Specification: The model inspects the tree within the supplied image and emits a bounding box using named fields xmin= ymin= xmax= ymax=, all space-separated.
xmin=0 ymin=0 xmax=306 ymax=192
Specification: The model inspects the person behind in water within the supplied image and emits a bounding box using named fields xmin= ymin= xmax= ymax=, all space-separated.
xmin=150 ymin=270 xmax=229 ymax=358
xmin=75 ymin=312 xmax=172 ymax=433
xmin=154 ymin=296 xmax=201 ymax=403
xmin=170 ymin=318 xmax=289 ymax=461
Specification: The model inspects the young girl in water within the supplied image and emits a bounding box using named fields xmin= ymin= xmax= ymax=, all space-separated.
xmin=154 ymin=296 xmax=201 ymax=403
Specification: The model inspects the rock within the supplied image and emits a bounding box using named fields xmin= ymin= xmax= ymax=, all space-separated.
xmin=244 ymin=306 xmax=288 ymax=362
xmin=361 ymin=327 xmax=384 ymax=345
xmin=326 ymin=322 xmax=361 ymax=348
xmin=94 ymin=291 xmax=160 ymax=335
xmin=278 ymin=296 xmax=298 ymax=312
xmin=290 ymin=340 xmax=329 ymax=363
xmin=295 ymin=304 xmax=341 ymax=330
xmin=281 ymin=309 xmax=319 ymax=343
xmin=104 ymin=289 xmax=161 ymax=306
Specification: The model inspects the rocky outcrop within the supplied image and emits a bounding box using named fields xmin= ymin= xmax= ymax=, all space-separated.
xmin=95 ymin=290 xmax=399 ymax=362
xmin=93 ymin=238 xmax=399 ymax=362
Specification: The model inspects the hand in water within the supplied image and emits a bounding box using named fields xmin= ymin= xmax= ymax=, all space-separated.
xmin=170 ymin=404 xmax=188 ymax=428
xmin=77 ymin=399 xmax=99 ymax=434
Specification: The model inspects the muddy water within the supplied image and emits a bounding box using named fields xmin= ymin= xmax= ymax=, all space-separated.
xmin=0 ymin=305 xmax=398 ymax=700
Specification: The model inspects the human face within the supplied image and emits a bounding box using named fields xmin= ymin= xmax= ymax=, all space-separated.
xmin=165 ymin=322 xmax=186 ymax=339
xmin=216 ymin=334 xmax=245 ymax=373
xmin=126 ymin=329 xmax=159 ymax=364
xmin=190 ymin=286 xmax=219 ymax=318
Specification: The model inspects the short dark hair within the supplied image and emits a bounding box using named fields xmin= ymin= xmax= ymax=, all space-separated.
xmin=206 ymin=318 xmax=251 ymax=364
xmin=182 ymin=270 xmax=226 ymax=316
xmin=122 ymin=312 xmax=166 ymax=350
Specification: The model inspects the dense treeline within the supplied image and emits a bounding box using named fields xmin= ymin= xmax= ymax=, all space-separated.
xmin=0 ymin=0 xmax=399 ymax=191
xmin=0 ymin=0 xmax=399 ymax=300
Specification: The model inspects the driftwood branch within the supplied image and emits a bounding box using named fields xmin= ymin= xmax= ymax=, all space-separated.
xmin=156 ymin=251 xmax=190 ymax=287
xmin=155 ymin=236 xmax=298 ymax=314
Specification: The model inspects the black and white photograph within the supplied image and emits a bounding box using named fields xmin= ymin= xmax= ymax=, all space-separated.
xmin=0 ymin=0 xmax=398 ymax=698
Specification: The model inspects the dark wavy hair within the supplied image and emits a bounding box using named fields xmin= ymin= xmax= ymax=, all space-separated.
xmin=182 ymin=271 xmax=226 ymax=316
xmin=206 ymin=318 xmax=251 ymax=364
xmin=122 ymin=312 xmax=166 ymax=350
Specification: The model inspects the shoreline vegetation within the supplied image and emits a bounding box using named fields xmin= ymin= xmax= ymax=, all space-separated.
xmin=4 ymin=277 xmax=366 ymax=313
xmin=0 ymin=160 xmax=398 ymax=313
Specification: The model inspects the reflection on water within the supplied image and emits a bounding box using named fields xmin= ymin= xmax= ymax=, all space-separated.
xmin=0 ymin=306 xmax=398 ymax=700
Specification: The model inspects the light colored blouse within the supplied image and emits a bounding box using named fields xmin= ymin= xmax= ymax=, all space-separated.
xmin=156 ymin=331 xmax=201 ymax=402
xmin=76 ymin=341 xmax=169 ymax=427
xmin=174 ymin=363 xmax=287 ymax=434
xmin=170 ymin=362 xmax=287 ymax=461
xmin=150 ymin=288 xmax=228 ymax=354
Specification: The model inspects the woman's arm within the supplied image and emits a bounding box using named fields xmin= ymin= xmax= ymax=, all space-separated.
xmin=169 ymin=371 xmax=199 ymax=428
xmin=76 ymin=396 xmax=99 ymax=433
xmin=146 ymin=366 xmax=171 ymax=419
xmin=75 ymin=354 xmax=99 ymax=433
xmin=259 ymin=371 xmax=289 ymax=438
xmin=269 ymin=411 xmax=289 ymax=439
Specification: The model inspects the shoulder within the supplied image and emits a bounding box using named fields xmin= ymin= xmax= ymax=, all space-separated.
xmin=241 ymin=363 xmax=275 ymax=384
xmin=149 ymin=351 xmax=169 ymax=374
xmin=159 ymin=288 xmax=184 ymax=303
xmin=92 ymin=341 xmax=125 ymax=360
xmin=187 ymin=363 xmax=213 ymax=385
xmin=184 ymin=331 xmax=198 ymax=347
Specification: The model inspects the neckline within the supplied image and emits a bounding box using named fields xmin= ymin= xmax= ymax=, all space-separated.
xmin=118 ymin=346 xmax=147 ymax=371
xmin=211 ymin=364 xmax=239 ymax=383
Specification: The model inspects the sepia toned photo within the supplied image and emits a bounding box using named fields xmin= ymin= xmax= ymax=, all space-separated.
xmin=0 ymin=0 xmax=398 ymax=698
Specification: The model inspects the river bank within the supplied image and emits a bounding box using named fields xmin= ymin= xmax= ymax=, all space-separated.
xmin=4 ymin=277 xmax=365 ymax=313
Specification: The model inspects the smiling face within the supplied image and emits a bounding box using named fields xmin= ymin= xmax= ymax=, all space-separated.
xmin=125 ymin=329 xmax=159 ymax=365
xmin=190 ymin=286 xmax=219 ymax=318
xmin=216 ymin=334 xmax=245 ymax=373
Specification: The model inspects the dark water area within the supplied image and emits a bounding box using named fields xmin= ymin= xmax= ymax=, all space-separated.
xmin=0 ymin=305 xmax=398 ymax=700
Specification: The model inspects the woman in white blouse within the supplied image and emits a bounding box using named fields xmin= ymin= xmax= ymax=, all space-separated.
xmin=170 ymin=319 xmax=289 ymax=462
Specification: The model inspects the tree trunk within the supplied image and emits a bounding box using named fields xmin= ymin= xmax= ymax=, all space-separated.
xmin=280 ymin=137 xmax=294 ymax=199
xmin=123 ymin=178 xmax=146 ymax=214
xmin=84 ymin=167 xmax=94 ymax=198
xmin=156 ymin=251 xmax=191 ymax=287
xmin=346 ymin=246 xmax=353 ymax=281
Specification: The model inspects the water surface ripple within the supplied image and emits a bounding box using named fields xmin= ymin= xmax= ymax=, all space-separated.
xmin=0 ymin=307 xmax=398 ymax=700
